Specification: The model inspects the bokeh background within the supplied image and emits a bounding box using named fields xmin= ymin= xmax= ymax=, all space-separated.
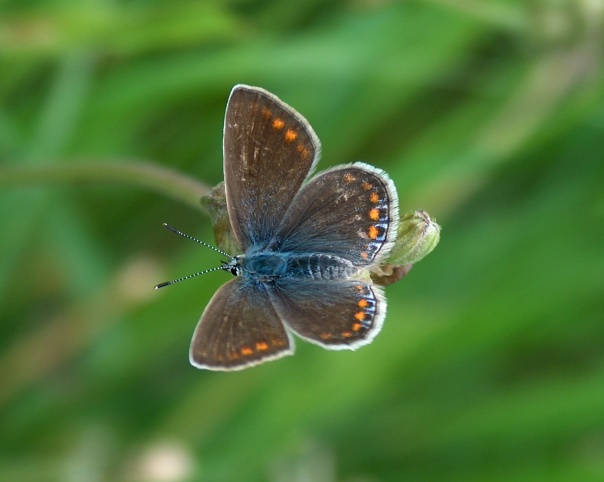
xmin=1 ymin=1 xmax=604 ymax=481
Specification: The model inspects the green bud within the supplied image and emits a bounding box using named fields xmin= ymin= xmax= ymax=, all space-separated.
xmin=388 ymin=209 xmax=440 ymax=266
xmin=370 ymin=209 xmax=440 ymax=286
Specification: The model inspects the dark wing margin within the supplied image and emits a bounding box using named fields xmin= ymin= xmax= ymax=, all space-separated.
xmin=223 ymin=85 xmax=321 ymax=250
xmin=190 ymin=278 xmax=294 ymax=371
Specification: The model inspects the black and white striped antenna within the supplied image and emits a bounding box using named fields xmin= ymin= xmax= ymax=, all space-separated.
xmin=154 ymin=223 xmax=231 ymax=289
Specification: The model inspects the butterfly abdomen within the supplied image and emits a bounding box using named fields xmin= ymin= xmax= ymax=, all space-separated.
xmin=242 ymin=251 xmax=357 ymax=282
xmin=287 ymin=253 xmax=357 ymax=280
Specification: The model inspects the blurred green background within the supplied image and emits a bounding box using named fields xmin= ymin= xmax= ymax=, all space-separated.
xmin=1 ymin=1 xmax=604 ymax=481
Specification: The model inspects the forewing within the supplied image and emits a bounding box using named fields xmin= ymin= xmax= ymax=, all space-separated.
xmin=267 ymin=279 xmax=386 ymax=350
xmin=275 ymin=163 xmax=399 ymax=267
xmin=223 ymin=85 xmax=320 ymax=250
xmin=190 ymin=278 xmax=294 ymax=371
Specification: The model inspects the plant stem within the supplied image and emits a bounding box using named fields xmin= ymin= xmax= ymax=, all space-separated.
xmin=0 ymin=161 xmax=211 ymax=213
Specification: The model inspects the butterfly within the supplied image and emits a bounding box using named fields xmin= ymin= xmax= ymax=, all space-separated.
xmin=159 ymin=85 xmax=399 ymax=371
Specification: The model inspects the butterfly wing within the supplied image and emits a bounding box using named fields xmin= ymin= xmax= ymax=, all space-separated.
xmin=223 ymin=85 xmax=320 ymax=250
xmin=190 ymin=278 xmax=294 ymax=371
xmin=267 ymin=278 xmax=386 ymax=349
xmin=275 ymin=163 xmax=399 ymax=267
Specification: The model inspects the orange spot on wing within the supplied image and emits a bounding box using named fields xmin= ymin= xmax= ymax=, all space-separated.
xmin=256 ymin=342 xmax=269 ymax=351
xmin=320 ymin=333 xmax=332 ymax=340
xmin=296 ymin=144 xmax=311 ymax=160
xmin=285 ymin=129 xmax=298 ymax=142
xmin=352 ymin=322 xmax=363 ymax=331
xmin=273 ymin=118 xmax=285 ymax=129
xmin=358 ymin=299 xmax=369 ymax=308
xmin=342 ymin=331 xmax=353 ymax=338
xmin=241 ymin=347 xmax=254 ymax=356
xmin=343 ymin=173 xmax=356 ymax=183
xmin=369 ymin=208 xmax=380 ymax=220
xmin=362 ymin=181 xmax=373 ymax=190
xmin=354 ymin=311 xmax=365 ymax=321
xmin=370 ymin=192 xmax=380 ymax=204
xmin=368 ymin=225 xmax=379 ymax=239
xmin=262 ymin=108 xmax=272 ymax=119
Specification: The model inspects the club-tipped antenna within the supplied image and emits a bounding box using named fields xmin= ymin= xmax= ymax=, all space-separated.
xmin=155 ymin=265 xmax=226 ymax=289
xmin=155 ymin=223 xmax=233 ymax=290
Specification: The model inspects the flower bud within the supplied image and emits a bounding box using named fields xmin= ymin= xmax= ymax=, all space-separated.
xmin=388 ymin=209 xmax=440 ymax=266
xmin=370 ymin=209 xmax=440 ymax=286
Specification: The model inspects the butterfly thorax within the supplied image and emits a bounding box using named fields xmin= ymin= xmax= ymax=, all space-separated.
xmin=232 ymin=251 xmax=358 ymax=283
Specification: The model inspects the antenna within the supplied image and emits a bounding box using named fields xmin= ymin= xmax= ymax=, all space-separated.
xmin=155 ymin=223 xmax=233 ymax=290
xmin=161 ymin=223 xmax=230 ymax=257
xmin=155 ymin=265 xmax=227 ymax=289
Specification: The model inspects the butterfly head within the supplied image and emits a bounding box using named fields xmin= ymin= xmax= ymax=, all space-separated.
xmin=222 ymin=255 xmax=245 ymax=277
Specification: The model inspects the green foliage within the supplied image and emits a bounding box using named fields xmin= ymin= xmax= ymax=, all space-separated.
xmin=1 ymin=1 xmax=603 ymax=481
